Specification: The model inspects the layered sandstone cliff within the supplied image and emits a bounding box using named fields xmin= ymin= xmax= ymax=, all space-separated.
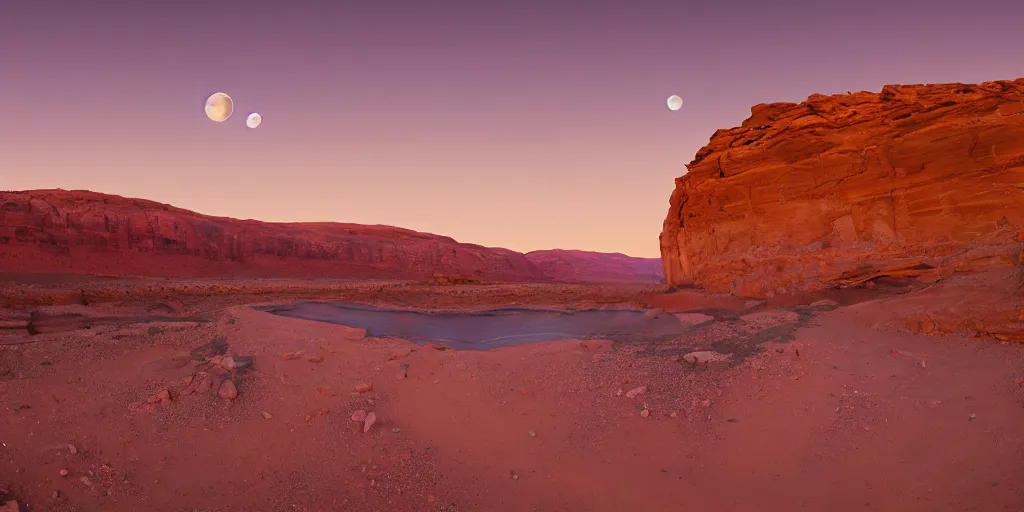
xmin=661 ymin=79 xmax=1024 ymax=298
xmin=0 ymin=190 xmax=661 ymax=283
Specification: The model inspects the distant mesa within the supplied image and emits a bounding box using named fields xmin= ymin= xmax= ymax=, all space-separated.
xmin=525 ymin=249 xmax=662 ymax=283
xmin=0 ymin=189 xmax=663 ymax=284
xmin=204 ymin=92 xmax=233 ymax=122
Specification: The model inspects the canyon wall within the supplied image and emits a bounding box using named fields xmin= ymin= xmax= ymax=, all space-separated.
xmin=0 ymin=190 xmax=547 ymax=281
xmin=0 ymin=189 xmax=662 ymax=283
xmin=661 ymin=79 xmax=1024 ymax=298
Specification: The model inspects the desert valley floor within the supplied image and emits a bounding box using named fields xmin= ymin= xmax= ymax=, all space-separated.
xmin=1 ymin=278 xmax=1022 ymax=511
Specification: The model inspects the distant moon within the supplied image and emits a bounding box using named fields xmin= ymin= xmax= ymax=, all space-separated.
xmin=246 ymin=112 xmax=262 ymax=129
xmin=204 ymin=92 xmax=234 ymax=122
xmin=666 ymin=95 xmax=683 ymax=111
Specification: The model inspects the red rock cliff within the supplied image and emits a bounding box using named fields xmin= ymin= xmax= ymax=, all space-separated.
xmin=661 ymin=79 xmax=1024 ymax=297
xmin=0 ymin=190 xmax=547 ymax=281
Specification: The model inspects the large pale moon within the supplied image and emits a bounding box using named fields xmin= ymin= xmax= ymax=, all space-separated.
xmin=246 ymin=112 xmax=262 ymax=129
xmin=666 ymin=95 xmax=683 ymax=111
xmin=204 ymin=92 xmax=234 ymax=122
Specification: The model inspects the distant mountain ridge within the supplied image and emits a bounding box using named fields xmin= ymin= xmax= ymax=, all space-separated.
xmin=0 ymin=189 xmax=662 ymax=283
xmin=524 ymin=249 xmax=663 ymax=283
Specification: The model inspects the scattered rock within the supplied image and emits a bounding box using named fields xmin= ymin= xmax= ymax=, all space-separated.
xmin=190 ymin=337 xmax=229 ymax=361
xmin=644 ymin=308 xmax=665 ymax=318
xmin=316 ymin=387 xmax=337 ymax=396
xmin=640 ymin=409 xmax=650 ymax=418
xmin=625 ymin=386 xmax=646 ymax=399
xmin=391 ymin=428 xmax=402 ymax=433
xmin=918 ymin=361 xmax=928 ymax=369
xmin=147 ymin=389 xmax=171 ymax=404
xmin=67 ymin=443 xmax=77 ymax=455
xmin=739 ymin=310 xmax=800 ymax=330
xmin=673 ymin=312 xmax=715 ymax=327
xmin=218 ymin=380 xmax=238 ymax=400
xmin=363 ymin=412 xmax=377 ymax=432
xmin=809 ymin=299 xmax=840 ymax=311
xmin=218 ymin=356 xmax=239 ymax=370
xmin=260 ymin=411 xmax=273 ymax=419
xmin=79 ymin=476 xmax=92 ymax=486
xmin=339 ymin=327 xmax=368 ymax=341
xmin=891 ymin=349 xmax=914 ymax=358
xmin=682 ymin=351 xmax=733 ymax=364
xmin=195 ymin=373 xmax=213 ymax=394
xmin=230 ymin=356 xmax=253 ymax=370
xmin=354 ymin=383 xmax=374 ymax=393
xmin=351 ymin=410 xmax=368 ymax=422
xmin=615 ymin=389 xmax=623 ymax=396
xmin=928 ymin=400 xmax=943 ymax=408
xmin=968 ymin=413 xmax=978 ymax=421
xmin=528 ymin=430 xmax=537 ymax=438
xmin=282 ymin=351 xmax=305 ymax=360
xmin=60 ymin=469 xmax=69 ymax=477
xmin=670 ymin=412 xmax=679 ymax=419
xmin=307 ymin=355 xmax=324 ymax=363
xmin=701 ymin=399 xmax=712 ymax=408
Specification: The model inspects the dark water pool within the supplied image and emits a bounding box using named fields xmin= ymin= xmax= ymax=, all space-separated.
xmin=262 ymin=302 xmax=692 ymax=350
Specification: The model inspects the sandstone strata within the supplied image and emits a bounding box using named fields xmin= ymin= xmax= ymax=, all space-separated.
xmin=0 ymin=190 xmax=657 ymax=282
xmin=661 ymin=79 xmax=1024 ymax=298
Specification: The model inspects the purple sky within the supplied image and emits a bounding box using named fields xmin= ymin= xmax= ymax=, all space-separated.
xmin=2 ymin=0 xmax=1023 ymax=257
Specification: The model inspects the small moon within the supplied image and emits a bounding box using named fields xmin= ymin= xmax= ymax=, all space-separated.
xmin=666 ymin=94 xmax=683 ymax=111
xmin=246 ymin=112 xmax=262 ymax=129
xmin=205 ymin=92 xmax=234 ymax=122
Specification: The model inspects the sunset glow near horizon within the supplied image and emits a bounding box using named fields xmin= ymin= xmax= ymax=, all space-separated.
xmin=3 ymin=0 xmax=1024 ymax=258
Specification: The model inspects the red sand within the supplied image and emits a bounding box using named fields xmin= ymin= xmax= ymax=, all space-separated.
xmin=1 ymin=281 xmax=1023 ymax=511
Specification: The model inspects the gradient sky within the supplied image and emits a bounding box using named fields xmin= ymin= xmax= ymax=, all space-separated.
xmin=3 ymin=0 xmax=1024 ymax=257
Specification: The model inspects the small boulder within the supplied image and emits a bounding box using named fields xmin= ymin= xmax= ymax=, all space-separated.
xmin=363 ymin=411 xmax=377 ymax=432
xmin=194 ymin=373 xmax=213 ymax=394
xmin=218 ymin=380 xmax=238 ymax=400
xmin=625 ymin=386 xmax=647 ymax=399
xmin=682 ymin=351 xmax=733 ymax=364
xmin=644 ymin=308 xmax=665 ymax=319
xmin=640 ymin=409 xmax=650 ymax=418
xmin=673 ymin=313 xmax=715 ymax=327
xmin=307 ymin=355 xmax=324 ymax=363
xmin=260 ymin=411 xmax=273 ymax=419
xmin=351 ymin=410 xmax=368 ymax=422
xmin=354 ymin=383 xmax=373 ymax=393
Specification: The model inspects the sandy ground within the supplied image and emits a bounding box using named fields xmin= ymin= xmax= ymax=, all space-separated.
xmin=1 ymin=280 xmax=1023 ymax=511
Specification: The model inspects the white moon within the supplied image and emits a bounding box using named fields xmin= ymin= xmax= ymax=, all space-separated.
xmin=204 ymin=92 xmax=234 ymax=122
xmin=666 ymin=94 xmax=683 ymax=111
xmin=246 ymin=112 xmax=262 ymax=129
